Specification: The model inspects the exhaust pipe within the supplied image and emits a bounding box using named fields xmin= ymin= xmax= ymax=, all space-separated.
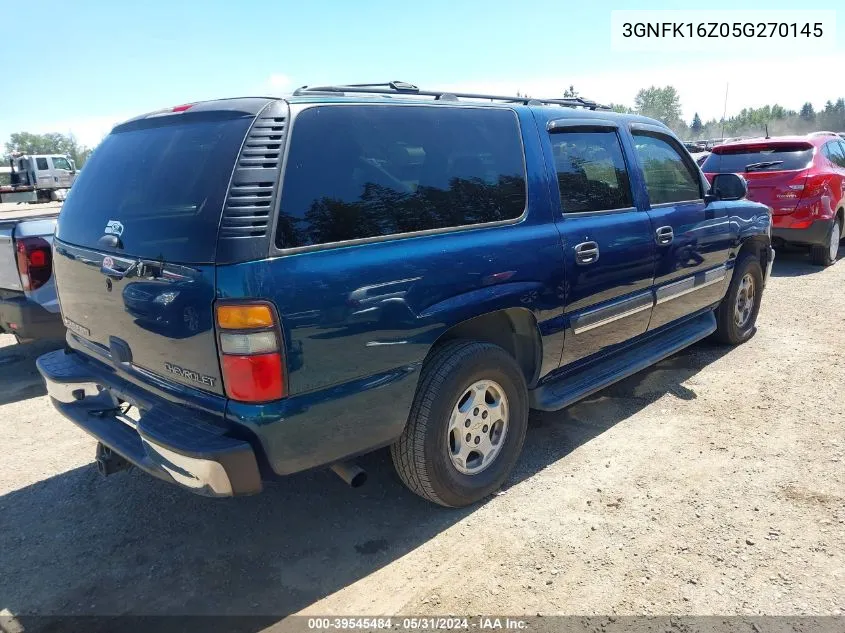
xmin=330 ymin=462 xmax=367 ymax=488
xmin=95 ymin=442 xmax=132 ymax=476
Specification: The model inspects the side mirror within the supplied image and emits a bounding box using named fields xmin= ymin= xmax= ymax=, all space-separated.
xmin=706 ymin=173 xmax=748 ymax=203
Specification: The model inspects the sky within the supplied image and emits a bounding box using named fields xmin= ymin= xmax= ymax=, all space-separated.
xmin=1 ymin=0 xmax=843 ymax=150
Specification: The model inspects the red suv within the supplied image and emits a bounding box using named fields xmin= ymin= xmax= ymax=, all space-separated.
xmin=701 ymin=133 xmax=845 ymax=266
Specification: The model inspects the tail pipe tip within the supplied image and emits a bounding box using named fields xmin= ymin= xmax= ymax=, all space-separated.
xmin=330 ymin=462 xmax=367 ymax=488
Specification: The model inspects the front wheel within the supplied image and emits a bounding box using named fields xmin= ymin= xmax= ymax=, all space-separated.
xmin=391 ymin=341 xmax=528 ymax=507
xmin=810 ymin=219 xmax=841 ymax=267
xmin=713 ymin=252 xmax=764 ymax=345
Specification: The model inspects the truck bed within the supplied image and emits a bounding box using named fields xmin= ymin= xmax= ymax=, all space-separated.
xmin=0 ymin=201 xmax=61 ymax=223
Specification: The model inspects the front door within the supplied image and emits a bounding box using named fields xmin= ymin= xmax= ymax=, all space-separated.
xmin=539 ymin=119 xmax=655 ymax=367
xmin=628 ymin=124 xmax=734 ymax=330
xmin=50 ymin=156 xmax=75 ymax=188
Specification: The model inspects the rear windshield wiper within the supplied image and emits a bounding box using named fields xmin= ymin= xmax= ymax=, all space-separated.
xmin=744 ymin=160 xmax=784 ymax=172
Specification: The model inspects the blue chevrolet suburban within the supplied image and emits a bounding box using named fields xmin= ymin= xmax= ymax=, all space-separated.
xmin=37 ymin=82 xmax=774 ymax=507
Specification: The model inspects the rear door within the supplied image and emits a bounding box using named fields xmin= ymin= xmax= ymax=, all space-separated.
xmin=629 ymin=124 xmax=733 ymax=330
xmin=34 ymin=157 xmax=53 ymax=189
xmin=53 ymin=107 xmax=259 ymax=395
xmin=822 ymin=140 xmax=845 ymax=211
xmin=539 ymin=118 xmax=655 ymax=366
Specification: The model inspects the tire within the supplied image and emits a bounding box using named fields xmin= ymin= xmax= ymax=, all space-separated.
xmin=713 ymin=252 xmax=764 ymax=345
xmin=810 ymin=218 xmax=841 ymax=267
xmin=391 ymin=340 xmax=529 ymax=507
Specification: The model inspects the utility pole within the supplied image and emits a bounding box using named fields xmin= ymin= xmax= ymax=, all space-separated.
xmin=721 ymin=83 xmax=729 ymax=138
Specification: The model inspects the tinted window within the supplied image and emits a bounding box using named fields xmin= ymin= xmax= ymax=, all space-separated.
xmin=632 ymin=133 xmax=702 ymax=204
xmin=701 ymin=144 xmax=814 ymax=173
xmin=550 ymin=130 xmax=633 ymax=213
xmin=276 ymin=105 xmax=526 ymax=248
xmin=36 ymin=157 xmax=48 ymax=170
xmin=52 ymin=157 xmax=71 ymax=170
xmin=57 ymin=115 xmax=251 ymax=263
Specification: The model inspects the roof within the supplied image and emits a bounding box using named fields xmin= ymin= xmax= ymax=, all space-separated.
xmin=114 ymin=82 xmax=673 ymax=135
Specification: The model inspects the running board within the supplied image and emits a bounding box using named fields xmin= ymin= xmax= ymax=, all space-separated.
xmin=529 ymin=310 xmax=717 ymax=411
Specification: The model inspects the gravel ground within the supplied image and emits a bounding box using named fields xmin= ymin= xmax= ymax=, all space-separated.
xmin=0 ymin=246 xmax=843 ymax=630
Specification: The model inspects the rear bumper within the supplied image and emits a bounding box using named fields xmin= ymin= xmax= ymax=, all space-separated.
xmin=0 ymin=292 xmax=65 ymax=340
xmin=36 ymin=348 xmax=262 ymax=497
xmin=772 ymin=220 xmax=832 ymax=247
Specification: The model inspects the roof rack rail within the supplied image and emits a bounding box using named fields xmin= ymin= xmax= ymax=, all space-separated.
xmin=292 ymin=81 xmax=610 ymax=110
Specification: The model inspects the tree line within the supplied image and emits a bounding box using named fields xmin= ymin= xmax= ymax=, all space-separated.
xmin=5 ymin=86 xmax=845 ymax=167
xmin=3 ymin=132 xmax=93 ymax=168
xmin=524 ymin=85 xmax=845 ymax=141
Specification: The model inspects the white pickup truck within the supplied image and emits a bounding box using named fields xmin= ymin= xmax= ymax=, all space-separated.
xmin=0 ymin=208 xmax=64 ymax=342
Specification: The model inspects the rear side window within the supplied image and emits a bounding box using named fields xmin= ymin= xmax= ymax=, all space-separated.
xmin=823 ymin=141 xmax=845 ymax=168
xmin=276 ymin=105 xmax=526 ymax=249
xmin=36 ymin=158 xmax=48 ymax=170
xmin=701 ymin=143 xmax=814 ymax=173
xmin=549 ymin=130 xmax=633 ymax=213
xmin=632 ymin=132 xmax=702 ymax=204
xmin=57 ymin=115 xmax=252 ymax=263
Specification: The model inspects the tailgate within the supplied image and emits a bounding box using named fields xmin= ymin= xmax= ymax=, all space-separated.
xmin=49 ymin=102 xmax=278 ymax=396
xmin=0 ymin=224 xmax=22 ymax=290
xmin=54 ymin=241 xmax=224 ymax=394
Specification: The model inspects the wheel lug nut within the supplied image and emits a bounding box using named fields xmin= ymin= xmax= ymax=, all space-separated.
xmin=465 ymin=419 xmax=471 ymax=428
xmin=473 ymin=408 xmax=479 ymax=416
xmin=474 ymin=436 xmax=480 ymax=445
xmin=482 ymin=425 xmax=488 ymax=433
xmin=466 ymin=433 xmax=471 ymax=442
xmin=482 ymin=411 xmax=488 ymax=419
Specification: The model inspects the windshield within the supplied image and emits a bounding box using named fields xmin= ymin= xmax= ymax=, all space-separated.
xmin=56 ymin=114 xmax=252 ymax=263
xmin=701 ymin=144 xmax=814 ymax=173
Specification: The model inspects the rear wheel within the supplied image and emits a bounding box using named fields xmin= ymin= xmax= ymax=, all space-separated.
xmin=810 ymin=219 xmax=840 ymax=267
xmin=713 ymin=252 xmax=763 ymax=345
xmin=391 ymin=341 xmax=528 ymax=507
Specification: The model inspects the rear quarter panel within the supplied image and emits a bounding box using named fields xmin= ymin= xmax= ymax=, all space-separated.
xmin=216 ymin=107 xmax=568 ymax=474
xmin=16 ymin=218 xmax=59 ymax=312
xmin=0 ymin=217 xmax=59 ymax=312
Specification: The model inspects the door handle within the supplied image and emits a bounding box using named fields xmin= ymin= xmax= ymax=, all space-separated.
xmin=655 ymin=226 xmax=674 ymax=245
xmin=574 ymin=241 xmax=600 ymax=265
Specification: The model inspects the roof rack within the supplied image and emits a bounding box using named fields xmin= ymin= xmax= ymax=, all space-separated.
xmin=292 ymin=81 xmax=610 ymax=111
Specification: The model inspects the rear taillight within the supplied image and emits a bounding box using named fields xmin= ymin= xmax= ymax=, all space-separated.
xmin=15 ymin=237 xmax=52 ymax=291
xmin=801 ymin=174 xmax=827 ymax=199
xmin=216 ymin=303 xmax=285 ymax=402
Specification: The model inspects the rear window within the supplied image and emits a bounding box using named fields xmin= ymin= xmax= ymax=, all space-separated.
xmin=57 ymin=114 xmax=252 ymax=263
xmin=276 ymin=105 xmax=526 ymax=249
xmin=701 ymin=144 xmax=814 ymax=173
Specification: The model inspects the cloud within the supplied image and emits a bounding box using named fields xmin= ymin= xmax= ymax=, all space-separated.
xmin=264 ymin=73 xmax=293 ymax=95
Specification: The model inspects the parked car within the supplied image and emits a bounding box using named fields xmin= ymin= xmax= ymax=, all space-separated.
xmin=701 ymin=133 xmax=845 ymax=266
xmin=0 ymin=210 xmax=64 ymax=342
xmin=690 ymin=151 xmax=711 ymax=167
xmin=37 ymin=84 xmax=774 ymax=507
